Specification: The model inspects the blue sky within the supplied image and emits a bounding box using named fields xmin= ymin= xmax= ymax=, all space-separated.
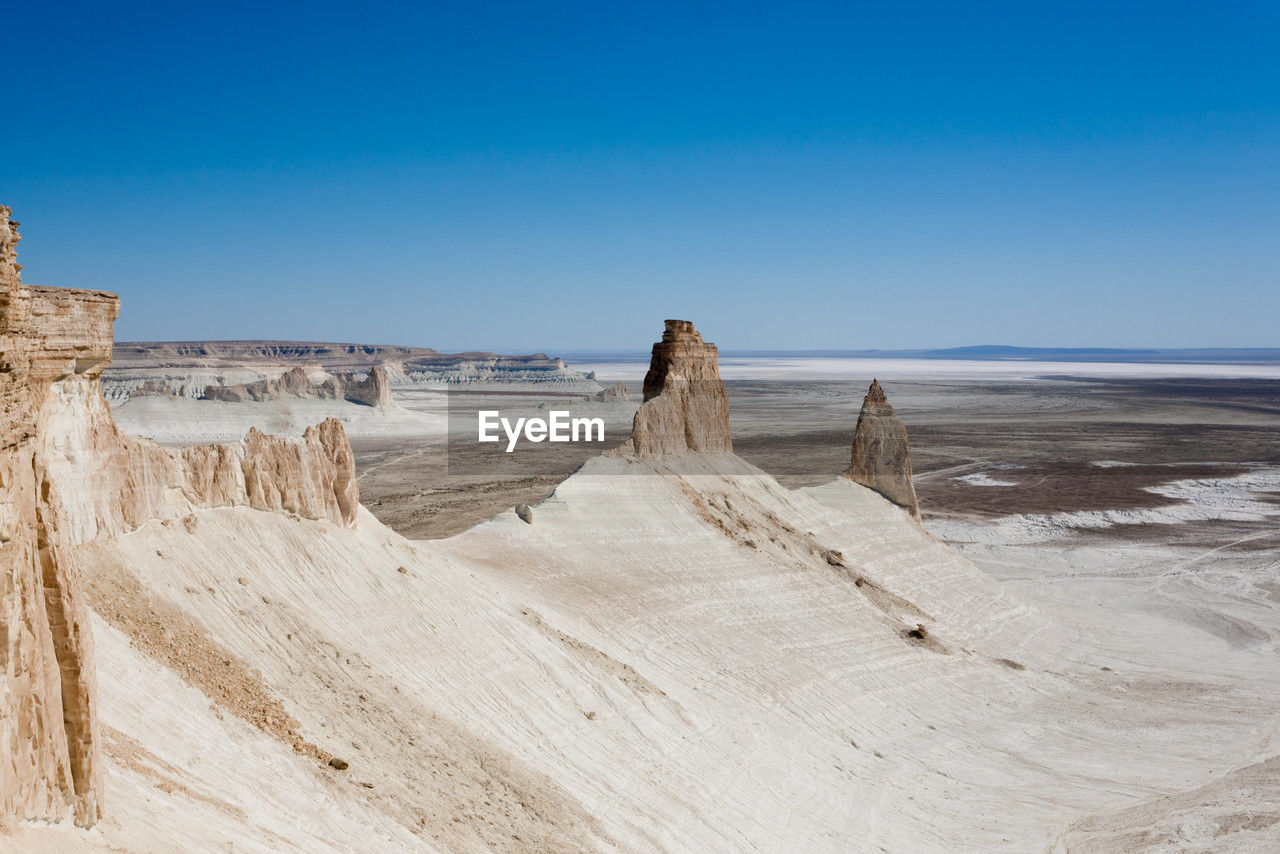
xmin=6 ymin=2 xmax=1278 ymax=351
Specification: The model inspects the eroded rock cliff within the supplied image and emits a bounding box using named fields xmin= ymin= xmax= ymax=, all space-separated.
xmin=844 ymin=380 xmax=920 ymax=519
xmin=37 ymin=377 xmax=359 ymax=543
xmin=620 ymin=320 xmax=732 ymax=457
xmin=2 ymin=207 xmax=107 ymax=826
xmin=2 ymin=207 xmax=359 ymax=829
xmin=106 ymin=343 xmax=601 ymax=398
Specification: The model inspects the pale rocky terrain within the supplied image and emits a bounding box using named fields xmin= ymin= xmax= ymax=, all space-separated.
xmin=105 ymin=341 xmax=601 ymax=402
xmin=5 ymin=208 xmax=1280 ymax=853
xmin=105 ymin=341 xmax=597 ymax=446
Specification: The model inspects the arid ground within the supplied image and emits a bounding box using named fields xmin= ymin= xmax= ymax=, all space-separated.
xmin=354 ymin=375 xmax=1280 ymax=545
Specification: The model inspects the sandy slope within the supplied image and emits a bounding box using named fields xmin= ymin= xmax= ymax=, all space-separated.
xmin=11 ymin=452 xmax=1271 ymax=851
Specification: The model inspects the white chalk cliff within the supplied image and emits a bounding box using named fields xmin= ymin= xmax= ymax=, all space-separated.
xmin=1 ymin=208 xmax=355 ymax=829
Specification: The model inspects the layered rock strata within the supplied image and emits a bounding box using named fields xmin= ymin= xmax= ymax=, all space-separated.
xmin=106 ymin=343 xmax=600 ymax=397
xmin=621 ymin=320 xmax=732 ymax=456
xmin=844 ymin=379 xmax=920 ymax=519
xmin=2 ymin=207 xmax=107 ymax=826
xmin=2 ymin=206 xmax=358 ymax=829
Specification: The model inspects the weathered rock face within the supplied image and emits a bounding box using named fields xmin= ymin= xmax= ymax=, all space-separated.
xmin=2 ymin=207 xmax=360 ymax=829
xmin=200 ymin=363 xmax=393 ymax=409
xmin=621 ymin=320 xmax=732 ymax=456
xmin=1 ymin=211 xmax=109 ymax=826
xmin=37 ymin=377 xmax=360 ymax=543
xmin=844 ymin=380 xmax=920 ymax=519
xmin=239 ymin=420 xmax=358 ymax=526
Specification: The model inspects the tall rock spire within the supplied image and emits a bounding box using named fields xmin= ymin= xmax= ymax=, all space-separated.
xmin=844 ymin=379 xmax=920 ymax=519
xmin=622 ymin=319 xmax=732 ymax=456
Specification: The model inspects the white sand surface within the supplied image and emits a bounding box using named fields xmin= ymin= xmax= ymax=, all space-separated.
xmin=109 ymin=394 xmax=444 ymax=444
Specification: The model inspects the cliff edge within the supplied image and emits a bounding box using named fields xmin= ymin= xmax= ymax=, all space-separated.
xmin=1 ymin=206 xmax=358 ymax=829
xmin=1 ymin=206 xmax=108 ymax=826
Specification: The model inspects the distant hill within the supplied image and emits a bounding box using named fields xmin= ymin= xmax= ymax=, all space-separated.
xmin=567 ymin=346 xmax=1280 ymax=366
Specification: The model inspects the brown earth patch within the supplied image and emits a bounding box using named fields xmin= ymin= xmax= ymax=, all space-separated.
xmin=82 ymin=564 xmax=338 ymax=768
xmin=915 ymin=461 xmax=1253 ymax=519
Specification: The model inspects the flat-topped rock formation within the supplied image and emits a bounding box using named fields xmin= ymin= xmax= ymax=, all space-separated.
xmin=1 ymin=207 xmax=358 ymax=830
xmin=844 ymin=379 xmax=920 ymax=519
xmin=111 ymin=340 xmax=435 ymax=369
xmin=621 ymin=319 xmax=732 ymax=456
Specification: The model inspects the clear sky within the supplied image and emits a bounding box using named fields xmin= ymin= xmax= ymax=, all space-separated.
xmin=6 ymin=2 xmax=1278 ymax=351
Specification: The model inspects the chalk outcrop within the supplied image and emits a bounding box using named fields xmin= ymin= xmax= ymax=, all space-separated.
xmin=621 ymin=320 xmax=731 ymax=456
xmin=340 ymin=364 xmax=393 ymax=408
xmin=200 ymin=364 xmax=393 ymax=409
xmin=844 ymin=380 xmax=920 ymax=519
xmin=1 ymin=206 xmax=359 ymax=830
